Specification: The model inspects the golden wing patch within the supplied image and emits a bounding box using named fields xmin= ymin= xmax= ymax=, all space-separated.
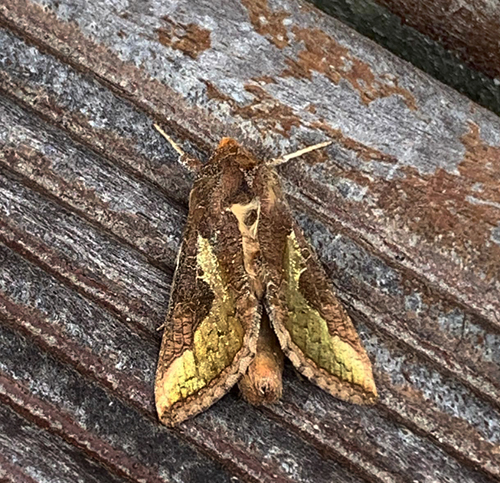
xmin=155 ymin=233 xmax=259 ymax=426
xmin=270 ymin=228 xmax=377 ymax=404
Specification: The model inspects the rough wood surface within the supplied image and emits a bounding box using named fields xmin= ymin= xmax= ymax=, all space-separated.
xmin=0 ymin=0 xmax=499 ymax=482
xmin=372 ymin=0 xmax=500 ymax=80
xmin=309 ymin=0 xmax=500 ymax=117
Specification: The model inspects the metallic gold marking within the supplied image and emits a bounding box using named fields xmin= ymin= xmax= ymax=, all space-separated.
xmin=157 ymin=235 xmax=244 ymax=410
xmin=283 ymin=232 xmax=375 ymax=393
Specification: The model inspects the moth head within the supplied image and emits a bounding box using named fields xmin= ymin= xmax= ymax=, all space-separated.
xmin=215 ymin=138 xmax=259 ymax=169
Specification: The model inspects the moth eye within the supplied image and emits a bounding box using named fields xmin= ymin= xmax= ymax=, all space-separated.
xmin=244 ymin=209 xmax=258 ymax=227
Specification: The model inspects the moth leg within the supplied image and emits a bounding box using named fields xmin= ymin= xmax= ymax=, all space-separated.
xmin=154 ymin=124 xmax=203 ymax=172
xmin=268 ymin=140 xmax=332 ymax=166
xmin=238 ymin=311 xmax=284 ymax=405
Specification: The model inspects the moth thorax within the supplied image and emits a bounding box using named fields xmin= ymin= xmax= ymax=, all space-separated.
xmin=216 ymin=138 xmax=259 ymax=169
xmin=229 ymin=198 xmax=264 ymax=299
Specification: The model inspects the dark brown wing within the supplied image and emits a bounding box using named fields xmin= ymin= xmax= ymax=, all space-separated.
xmin=255 ymin=165 xmax=377 ymax=405
xmin=155 ymin=163 xmax=260 ymax=426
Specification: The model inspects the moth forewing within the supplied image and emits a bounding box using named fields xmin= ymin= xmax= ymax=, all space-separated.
xmin=154 ymin=148 xmax=261 ymax=426
xmin=255 ymin=159 xmax=377 ymax=405
xmin=275 ymin=226 xmax=377 ymax=404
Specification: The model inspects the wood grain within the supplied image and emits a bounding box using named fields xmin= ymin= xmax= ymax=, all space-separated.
xmin=0 ymin=0 xmax=499 ymax=481
xmin=372 ymin=0 xmax=500 ymax=80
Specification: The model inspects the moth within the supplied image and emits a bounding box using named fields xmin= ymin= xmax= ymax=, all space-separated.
xmin=154 ymin=126 xmax=377 ymax=426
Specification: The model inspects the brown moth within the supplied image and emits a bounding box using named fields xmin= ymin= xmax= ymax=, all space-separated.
xmin=154 ymin=128 xmax=377 ymax=426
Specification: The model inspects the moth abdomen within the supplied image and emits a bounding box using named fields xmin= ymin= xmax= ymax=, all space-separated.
xmin=238 ymin=312 xmax=284 ymax=405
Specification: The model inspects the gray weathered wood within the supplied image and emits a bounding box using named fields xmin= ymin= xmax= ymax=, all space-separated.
xmin=371 ymin=0 xmax=500 ymax=80
xmin=0 ymin=0 xmax=499 ymax=481
xmin=0 ymin=94 xmax=185 ymax=270
xmin=0 ymin=403 xmax=127 ymax=483
xmin=308 ymin=0 xmax=500 ymax=116
xmin=0 ymin=162 xmax=171 ymax=334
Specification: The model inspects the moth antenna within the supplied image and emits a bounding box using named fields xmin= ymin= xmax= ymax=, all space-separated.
xmin=267 ymin=140 xmax=332 ymax=166
xmin=154 ymin=124 xmax=203 ymax=172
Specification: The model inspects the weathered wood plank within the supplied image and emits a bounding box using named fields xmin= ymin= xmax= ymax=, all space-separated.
xmin=0 ymin=96 xmax=184 ymax=271
xmin=371 ymin=0 xmax=500 ymax=80
xmin=0 ymin=0 xmax=499 ymax=481
xmin=0 ymin=242 xmax=158 ymax=410
xmin=0 ymin=402 xmax=127 ymax=483
xmin=2 ymin=85 xmax=500 ymax=479
xmin=0 ymin=27 xmax=194 ymax=206
xmin=0 ymin=25 xmax=197 ymax=211
xmin=274 ymin=372 xmax=495 ymax=483
xmin=307 ymin=0 xmax=500 ymax=116
xmin=0 ymin=453 xmax=39 ymax=483
xmin=0 ymin=162 xmax=171 ymax=335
